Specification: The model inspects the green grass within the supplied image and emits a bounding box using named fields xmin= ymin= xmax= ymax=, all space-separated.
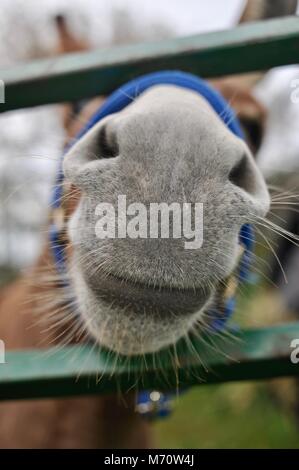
xmin=154 ymin=283 xmax=299 ymax=449
xmin=154 ymin=381 xmax=299 ymax=448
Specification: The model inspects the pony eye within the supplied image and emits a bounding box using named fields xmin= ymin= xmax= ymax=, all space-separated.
xmin=98 ymin=124 xmax=119 ymax=159
xmin=239 ymin=117 xmax=263 ymax=154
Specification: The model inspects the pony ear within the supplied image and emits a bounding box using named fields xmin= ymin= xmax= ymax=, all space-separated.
xmin=63 ymin=114 xmax=120 ymax=186
xmin=239 ymin=0 xmax=297 ymax=24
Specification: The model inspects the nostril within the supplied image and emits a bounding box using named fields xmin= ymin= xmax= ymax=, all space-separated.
xmin=63 ymin=115 xmax=121 ymax=185
xmin=228 ymin=150 xmax=270 ymax=217
xmin=98 ymin=123 xmax=119 ymax=159
xmin=229 ymin=154 xmax=252 ymax=194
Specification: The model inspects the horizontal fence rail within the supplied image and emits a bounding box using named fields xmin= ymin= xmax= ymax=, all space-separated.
xmin=0 ymin=17 xmax=299 ymax=400
xmin=0 ymin=323 xmax=299 ymax=401
xmin=0 ymin=16 xmax=299 ymax=112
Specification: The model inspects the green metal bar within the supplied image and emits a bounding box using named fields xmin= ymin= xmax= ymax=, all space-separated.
xmin=0 ymin=16 xmax=299 ymax=112
xmin=0 ymin=322 xmax=299 ymax=401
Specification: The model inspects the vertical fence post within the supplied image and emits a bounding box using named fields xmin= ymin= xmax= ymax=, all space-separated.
xmin=0 ymin=80 xmax=5 ymax=104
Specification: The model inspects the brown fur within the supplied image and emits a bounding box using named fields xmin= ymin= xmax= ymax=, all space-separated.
xmin=0 ymin=248 xmax=150 ymax=449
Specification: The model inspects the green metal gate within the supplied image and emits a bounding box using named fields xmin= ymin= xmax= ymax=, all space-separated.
xmin=1 ymin=16 xmax=299 ymax=401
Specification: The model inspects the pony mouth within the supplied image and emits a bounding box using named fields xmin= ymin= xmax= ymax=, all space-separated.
xmin=74 ymin=268 xmax=216 ymax=356
xmin=86 ymin=269 xmax=214 ymax=317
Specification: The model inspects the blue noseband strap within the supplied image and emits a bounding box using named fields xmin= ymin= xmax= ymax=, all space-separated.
xmin=76 ymin=70 xmax=244 ymax=139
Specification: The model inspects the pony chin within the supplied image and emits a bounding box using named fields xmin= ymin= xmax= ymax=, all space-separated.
xmin=71 ymin=268 xmax=213 ymax=356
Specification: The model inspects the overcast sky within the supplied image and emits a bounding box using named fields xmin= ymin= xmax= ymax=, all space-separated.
xmin=0 ymin=0 xmax=246 ymax=37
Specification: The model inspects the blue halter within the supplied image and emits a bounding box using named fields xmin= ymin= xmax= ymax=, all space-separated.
xmin=50 ymin=70 xmax=254 ymax=418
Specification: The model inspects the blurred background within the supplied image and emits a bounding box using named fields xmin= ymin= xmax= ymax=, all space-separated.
xmin=0 ymin=0 xmax=299 ymax=448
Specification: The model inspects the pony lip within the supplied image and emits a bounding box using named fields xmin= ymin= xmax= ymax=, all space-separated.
xmin=85 ymin=269 xmax=213 ymax=317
